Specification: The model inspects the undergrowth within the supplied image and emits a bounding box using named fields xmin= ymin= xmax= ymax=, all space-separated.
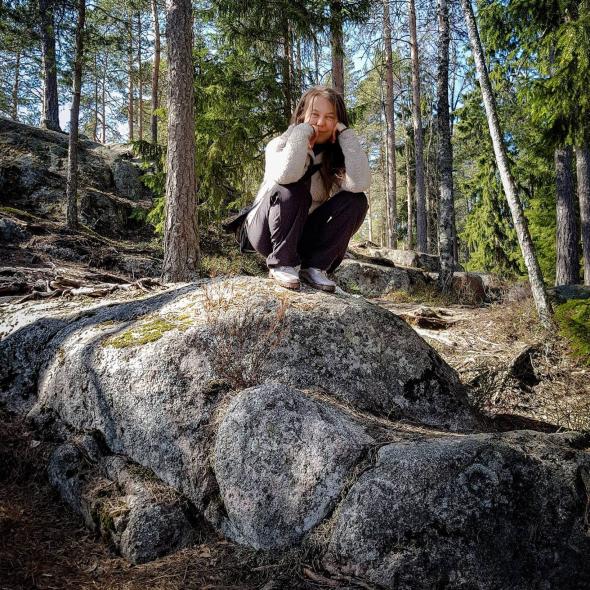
xmin=555 ymin=298 xmax=590 ymax=366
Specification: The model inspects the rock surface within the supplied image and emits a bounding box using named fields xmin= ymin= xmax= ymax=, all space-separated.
xmin=333 ymin=259 xmax=427 ymax=298
xmin=48 ymin=436 xmax=195 ymax=564
xmin=550 ymin=284 xmax=590 ymax=303
xmin=1 ymin=277 xmax=479 ymax=431
xmin=326 ymin=430 xmax=590 ymax=589
xmin=350 ymin=243 xmax=440 ymax=272
xmin=2 ymin=275 xmax=590 ymax=586
xmin=0 ymin=117 xmax=151 ymax=238
xmin=212 ymin=383 xmax=375 ymax=549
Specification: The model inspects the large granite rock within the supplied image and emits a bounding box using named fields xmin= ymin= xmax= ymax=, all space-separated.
xmin=2 ymin=276 xmax=589 ymax=586
xmin=333 ymin=259 xmax=428 ymax=298
xmin=325 ymin=430 xmax=590 ymax=589
xmin=0 ymin=277 xmax=479 ymax=505
xmin=0 ymin=117 xmax=151 ymax=237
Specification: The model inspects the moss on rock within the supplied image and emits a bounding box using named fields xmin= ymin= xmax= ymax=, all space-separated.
xmin=103 ymin=315 xmax=191 ymax=349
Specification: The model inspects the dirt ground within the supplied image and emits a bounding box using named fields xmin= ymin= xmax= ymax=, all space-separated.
xmin=0 ymin=415 xmax=330 ymax=590
xmin=377 ymin=295 xmax=590 ymax=431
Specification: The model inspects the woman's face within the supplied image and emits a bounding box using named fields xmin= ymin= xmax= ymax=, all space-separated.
xmin=303 ymin=95 xmax=338 ymax=144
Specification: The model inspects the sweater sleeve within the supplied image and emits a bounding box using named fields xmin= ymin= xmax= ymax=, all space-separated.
xmin=336 ymin=128 xmax=371 ymax=193
xmin=264 ymin=123 xmax=314 ymax=185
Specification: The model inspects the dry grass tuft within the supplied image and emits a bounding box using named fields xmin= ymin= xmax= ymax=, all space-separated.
xmin=201 ymin=283 xmax=289 ymax=391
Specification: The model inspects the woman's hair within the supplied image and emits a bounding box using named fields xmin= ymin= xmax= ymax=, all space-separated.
xmin=290 ymin=86 xmax=348 ymax=195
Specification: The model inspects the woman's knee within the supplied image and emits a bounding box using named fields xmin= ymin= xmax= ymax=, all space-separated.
xmin=336 ymin=190 xmax=368 ymax=216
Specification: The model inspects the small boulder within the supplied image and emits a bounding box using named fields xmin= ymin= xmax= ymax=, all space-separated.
xmin=48 ymin=439 xmax=195 ymax=564
xmin=550 ymin=284 xmax=590 ymax=303
xmin=349 ymin=245 xmax=440 ymax=272
xmin=333 ymin=259 xmax=427 ymax=298
xmin=213 ymin=383 xmax=374 ymax=549
xmin=0 ymin=217 xmax=29 ymax=243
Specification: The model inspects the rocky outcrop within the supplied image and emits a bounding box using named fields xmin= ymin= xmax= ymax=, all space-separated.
xmin=0 ymin=117 xmax=152 ymax=238
xmin=350 ymin=242 xmax=441 ymax=272
xmin=333 ymin=259 xmax=427 ymax=298
xmin=2 ymin=277 xmax=479 ymax=431
xmin=2 ymin=276 xmax=589 ymax=587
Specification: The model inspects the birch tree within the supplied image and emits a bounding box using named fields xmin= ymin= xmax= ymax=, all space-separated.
xmin=459 ymin=0 xmax=552 ymax=327
xmin=383 ymin=0 xmax=396 ymax=248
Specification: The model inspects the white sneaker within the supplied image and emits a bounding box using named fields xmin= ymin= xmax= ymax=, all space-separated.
xmin=269 ymin=266 xmax=300 ymax=290
xmin=299 ymin=267 xmax=337 ymax=292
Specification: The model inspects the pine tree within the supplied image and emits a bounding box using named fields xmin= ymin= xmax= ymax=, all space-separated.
xmin=436 ymin=0 xmax=455 ymax=290
xmin=161 ymin=0 xmax=199 ymax=281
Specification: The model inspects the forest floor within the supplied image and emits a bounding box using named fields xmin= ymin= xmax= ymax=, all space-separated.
xmin=2 ymin=218 xmax=590 ymax=589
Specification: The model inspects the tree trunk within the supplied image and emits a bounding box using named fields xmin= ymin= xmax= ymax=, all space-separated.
xmin=296 ymin=38 xmax=302 ymax=95
xmin=11 ymin=48 xmax=20 ymax=121
xmin=137 ymin=11 xmax=143 ymax=141
xmin=367 ymin=188 xmax=373 ymax=242
xmin=408 ymin=0 xmax=427 ymax=252
xmin=137 ymin=10 xmax=143 ymax=140
xmin=128 ymin=18 xmax=134 ymax=141
xmin=555 ymin=146 xmax=580 ymax=285
xmin=282 ymin=19 xmax=292 ymax=122
xmin=400 ymin=94 xmax=414 ymax=250
xmin=383 ymin=0 xmax=397 ymax=249
xmin=425 ymin=118 xmax=437 ymax=254
xmin=162 ymin=0 xmax=199 ymax=282
xmin=459 ymin=0 xmax=553 ymax=327
xmin=151 ymin=0 xmax=161 ymax=144
xmin=436 ymin=0 xmax=455 ymax=291
xmin=39 ymin=0 xmax=61 ymax=131
xmin=92 ymin=53 xmax=98 ymax=142
xmin=66 ymin=0 xmax=86 ymax=230
xmin=576 ymin=142 xmax=590 ymax=285
xmin=102 ymin=49 xmax=108 ymax=143
xmin=313 ymin=36 xmax=320 ymax=85
xmin=330 ymin=0 xmax=344 ymax=94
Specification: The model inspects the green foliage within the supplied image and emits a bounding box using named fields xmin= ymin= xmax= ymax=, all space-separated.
xmin=192 ymin=37 xmax=284 ymax=224
xmin=132 ymin=139 xmax=167 ymax=234
xmin=555 ymin=299 xmax=590 ymax=365
xmin=454 ymin=86 xmax=525 ymax=278
xmin=459 ymin=157 xmax=525 ymax=277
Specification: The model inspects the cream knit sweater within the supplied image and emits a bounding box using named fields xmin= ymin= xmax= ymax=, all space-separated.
xmin=246 ymin=122 xmax=371 ymax=225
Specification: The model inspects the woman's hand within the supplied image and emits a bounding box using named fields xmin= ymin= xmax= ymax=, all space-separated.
xmin=331 ymin=121 xmax=347 ymax=144
xmin=308 ymin=124 xmax=320 ymax=149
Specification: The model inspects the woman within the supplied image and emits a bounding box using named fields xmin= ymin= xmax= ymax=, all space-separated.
xmin=245 ymin=85 xmax=370 ymax=291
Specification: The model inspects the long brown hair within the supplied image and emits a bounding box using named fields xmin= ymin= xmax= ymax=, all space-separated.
xmin=290 ymin=86 xmax=348 ymax=196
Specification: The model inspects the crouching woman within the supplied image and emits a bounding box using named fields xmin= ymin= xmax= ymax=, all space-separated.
xmin=244 ymin=85 xmax=371 ymax=292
